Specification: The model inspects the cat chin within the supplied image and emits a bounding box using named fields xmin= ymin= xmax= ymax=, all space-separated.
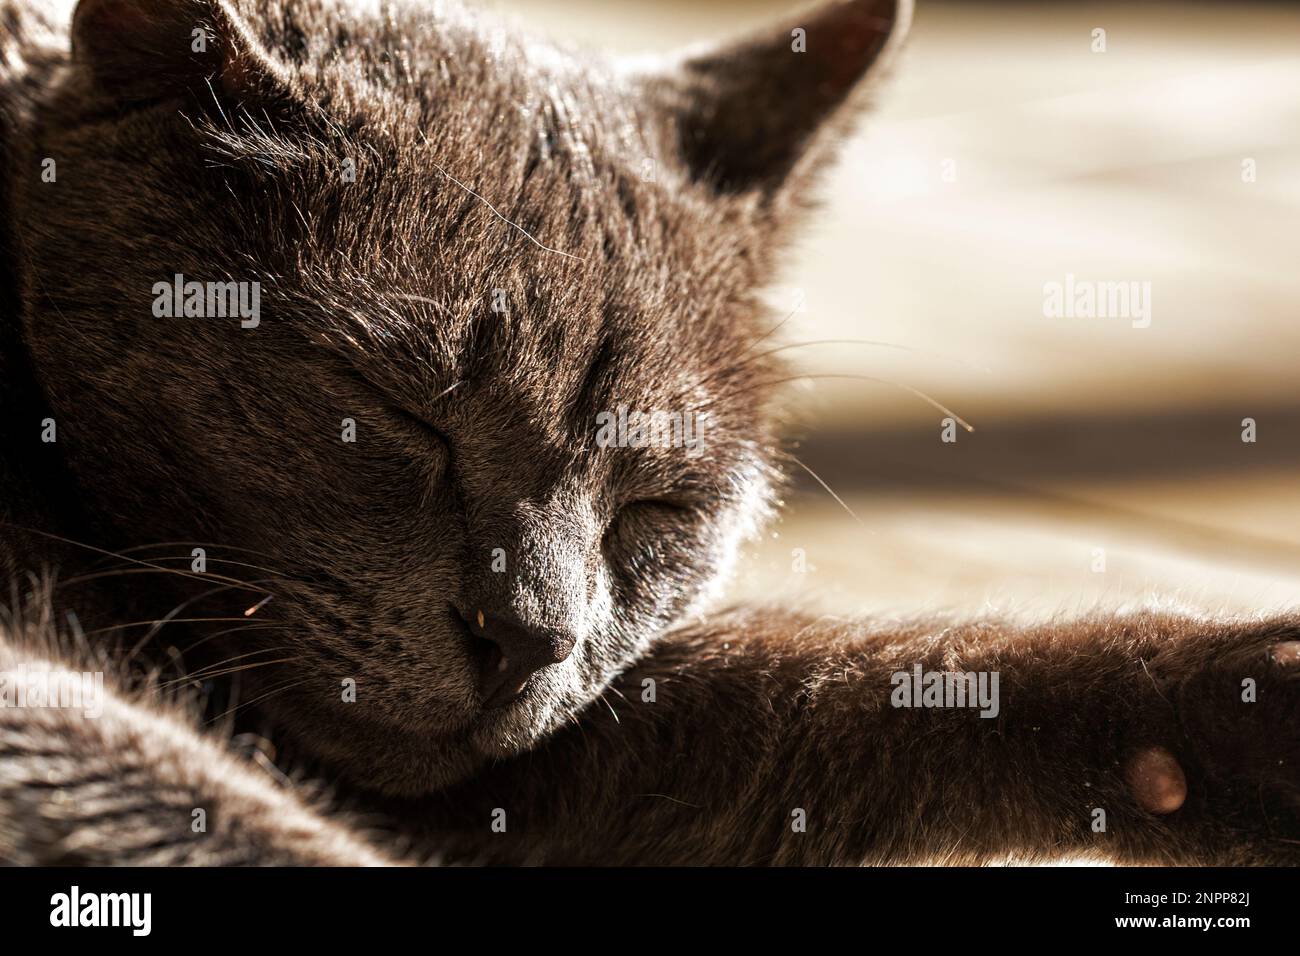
xmin=359 ymin=741 xmax=489 ymax=796
xmin=247 ymin=644 xmax=608 ymax=792
xmin=468 ymin=708 xmax=561 ymax=760
xmin=261 ymin=681 xmax=586 ymax=795
xmin=282 ymin=709 xmax=492 ymax=795
xmin=335 ymin=710 xmax=569 ymax=796
xmin=313 ymin=710 xmax=566 ymax=796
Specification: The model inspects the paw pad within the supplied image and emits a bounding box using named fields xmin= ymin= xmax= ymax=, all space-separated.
xmin=1269 ymin=641 xmax=1300 ymax=667
xmin=1125 ymin=745 xmax=1187 ymax=814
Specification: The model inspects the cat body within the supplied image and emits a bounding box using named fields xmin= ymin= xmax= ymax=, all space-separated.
xmin=1 ymin=0 xmax=1298 ymax=865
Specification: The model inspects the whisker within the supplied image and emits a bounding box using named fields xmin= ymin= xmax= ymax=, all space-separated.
xmin=391 ymin=293 xmax=455 ymax=318
xmin=128 ymin=554 xmax=288 ymax=578
xmin=191 ymin=657 xmax=300 ymax=682
xmin=82 ymin=617 xmax=263 ymax=638
xmin=427 ymin=158 xmax=586 ymax=261
xmin=432 ymin=380 xmax=465 ymax=402
xmin=125 ymin=580 xmax=280 ymax=661
xmin=105 ymin=539 xmax=289 ymax=567
xmin=706 ymin=373 xmax=976 ymax=432
xmin=58 ymin=562 xmax=287 ymax=589
xmin=179 ymin=622 xmax=283 ymax=655
xmin=598 ymin=692 xmax=621 ymax=724
xmin=206 ymin=677 xmax=310 ymax=725
xmin=0 ymin=523 xmax=268 ymax=594
xmin=0 ymin=522 xmax=280 ymax=590
xmin=161 ymin=650 xmax=300 ymax=688
xmin=742 ymin=305 xmax=801 ymax=357
xmin=741 ymin=338 xmax=992 ymax=374
xmin=791 ymin=455 xmax=872 ymax=532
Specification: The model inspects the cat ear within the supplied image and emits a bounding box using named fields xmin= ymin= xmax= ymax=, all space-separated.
xmin=70 ymin=0 xmax=291 ymax=106
xmin=647 ymin=0 xmax=910 ymax=202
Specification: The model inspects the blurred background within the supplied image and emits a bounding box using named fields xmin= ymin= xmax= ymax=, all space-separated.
xmin=493 ymin=0 xmax=1300 ymax=622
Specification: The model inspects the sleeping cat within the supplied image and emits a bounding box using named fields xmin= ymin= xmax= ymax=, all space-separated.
xmin=1 ymin=0 xmax=1297 ymax=865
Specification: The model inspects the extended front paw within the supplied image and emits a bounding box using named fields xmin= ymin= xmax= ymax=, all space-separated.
xmin=1122 ymin=625 xmax=1300 ymax=863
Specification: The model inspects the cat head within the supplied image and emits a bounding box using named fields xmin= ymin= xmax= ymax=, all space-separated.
xmin=16 ymin=0 xmax=908 ymax=793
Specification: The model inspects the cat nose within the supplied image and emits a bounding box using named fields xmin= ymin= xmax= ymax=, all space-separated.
xmin=457 ymin=607 xmax=575 ymax=709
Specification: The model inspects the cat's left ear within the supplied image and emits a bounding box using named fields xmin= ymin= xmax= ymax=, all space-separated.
xmin=642 ymin=0 xmax=909 ymax=204
xmin=70 ymin=0 xmax=294 ymax=108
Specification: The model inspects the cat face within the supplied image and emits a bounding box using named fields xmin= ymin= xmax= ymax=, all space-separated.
xmin=17 ymin=0 xmax=905 ymax=793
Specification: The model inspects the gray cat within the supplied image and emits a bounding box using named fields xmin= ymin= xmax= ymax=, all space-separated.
xmin=1 ymin=0 xmax=1297 ymax=865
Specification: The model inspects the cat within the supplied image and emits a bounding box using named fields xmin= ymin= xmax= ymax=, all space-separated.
xmin=1 ymin=0 xmax=1298 ymax=865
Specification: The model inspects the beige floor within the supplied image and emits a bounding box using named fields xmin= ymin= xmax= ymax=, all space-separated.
xmin=493 ymin=0 xmax=1300 ymax=621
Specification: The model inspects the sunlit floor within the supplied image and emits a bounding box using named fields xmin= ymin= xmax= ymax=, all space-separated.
xmin=493 ymin=0 xmax=1300 ymax=620
xmin=732 ymin=473 xmax=1300 ymax=620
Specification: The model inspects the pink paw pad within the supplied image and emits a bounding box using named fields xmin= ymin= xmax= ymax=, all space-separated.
xmin=1269 ymin=641 xmax=1300 ymax=667
xmin=1125 ymin=745 xmax=1187 ymax=814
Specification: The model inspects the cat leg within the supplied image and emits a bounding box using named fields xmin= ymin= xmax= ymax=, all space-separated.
xmin=0 ymin=624 xmax=402 ymax=865
xmin=413 ymin=609 xmax=1300 ymax=865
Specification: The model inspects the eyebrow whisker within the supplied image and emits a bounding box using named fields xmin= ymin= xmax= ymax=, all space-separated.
xmin=428 ymin=159 xmax=586 ymax=262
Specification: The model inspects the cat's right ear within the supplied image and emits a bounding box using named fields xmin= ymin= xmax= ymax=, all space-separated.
xmin=70 ymin=0 xmax=294 ymax=108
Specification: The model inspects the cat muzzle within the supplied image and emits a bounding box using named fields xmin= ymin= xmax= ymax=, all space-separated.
xmin=452 ymin=605 xmax=576 ymax=709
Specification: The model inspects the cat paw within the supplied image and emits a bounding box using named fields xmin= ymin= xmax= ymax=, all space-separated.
xmin=1123 ymin=745 xmax=1187 ymax=815
xmin=1126 ymin=628 xmax=1300 ymax=863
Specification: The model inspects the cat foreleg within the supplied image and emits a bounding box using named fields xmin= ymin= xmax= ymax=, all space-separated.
xmin=0 ymin=625 xmax=400 ymax=865
xmin=420 ymin=609 xmax=1300 ymax=865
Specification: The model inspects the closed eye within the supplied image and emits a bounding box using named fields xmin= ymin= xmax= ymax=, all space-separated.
xmin=385 ymin=403 xmax=451 ymax=447
xmin=330 ymin=359 xmax=454 ymax=448
xmin=624 ymin=497 xmax=693 ymax=515
xmin=604 ymin=498 xmax=696 ymax=544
